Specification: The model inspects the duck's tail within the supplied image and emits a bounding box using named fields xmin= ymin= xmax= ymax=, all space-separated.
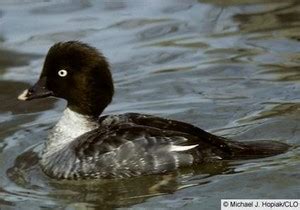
xmin=225 ymin=139 xmax=290 ymax=159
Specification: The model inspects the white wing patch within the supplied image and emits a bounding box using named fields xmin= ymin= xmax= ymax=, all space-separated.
xmin=169 ymin=144 xmax=198 ymax=152
xmin=18 ymin=89 xmax=29 ymax=101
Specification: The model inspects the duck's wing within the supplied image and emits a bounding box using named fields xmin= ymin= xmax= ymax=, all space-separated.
xmin=73 ymin=123 xmax=226 ymax=178
xmin=99 ymin=113 xmax=233 ymax=154
xmin=98 ymin=113 xmax=290 ymax=160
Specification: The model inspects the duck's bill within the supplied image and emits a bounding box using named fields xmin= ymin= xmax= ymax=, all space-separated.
xmin=17 ymin=77 xmax=53 ymax=101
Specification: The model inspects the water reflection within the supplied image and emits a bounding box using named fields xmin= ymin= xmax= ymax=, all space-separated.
xmin=0 ymin=49 xmax=39 ymax=73
xmin=7 ymin=145 xmax=233 ymax=209
xmin=233 ymin=1 xmax=300 ymax=33
xmin=200 ymin=0 xmax=297 ymax=6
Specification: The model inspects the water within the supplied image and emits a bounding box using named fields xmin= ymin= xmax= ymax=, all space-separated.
xmin=0 ymin=0 xmax=299 ymax=209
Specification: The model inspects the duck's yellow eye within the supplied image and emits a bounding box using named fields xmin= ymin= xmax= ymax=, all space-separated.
xmin=58 ymin=69 xmax=68 ymax=77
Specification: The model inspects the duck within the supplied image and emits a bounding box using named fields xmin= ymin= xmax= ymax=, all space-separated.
xmin=17 ymin=41 xmax=289 ymax=180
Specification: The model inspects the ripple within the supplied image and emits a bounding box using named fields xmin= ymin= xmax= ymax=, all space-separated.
xmin=109 ymin=18 xmax=171 ymax=30
xmin=238 ymin=102 xmax=300 ymax=123
xmin=260 ymin=64 xmax=300 ymax=81
xmin=152 ymin=65 xmax=194 ymax=74
xmin=26 ymin=29 xmax=99 ymax=43
xmin=31 ymin=0 xmax=91 ymax=14
xmin=144 ymin=36 xmax=209 ymax=49
xmin=103 ymin=1 xmax=127 ymax=11
xmin=204 ymin=47 xmax=263 ymax=63
xmin=137 ymin=20 xmax=193 ymax=41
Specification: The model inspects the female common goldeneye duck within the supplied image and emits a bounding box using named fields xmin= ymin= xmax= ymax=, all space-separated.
xmin=18 ymin=41 xmax=289 ymax=180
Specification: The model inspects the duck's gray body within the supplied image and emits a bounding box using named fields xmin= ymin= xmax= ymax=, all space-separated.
xmin=40 ymin=109 xmax=221 ymax=179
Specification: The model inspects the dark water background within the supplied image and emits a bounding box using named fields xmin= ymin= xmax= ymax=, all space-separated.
xmin=0 ymin=0 xmax=299 ymax=209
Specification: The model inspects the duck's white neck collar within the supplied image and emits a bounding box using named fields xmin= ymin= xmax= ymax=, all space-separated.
xmin=46 ymin=108 xmax=99 ymax=151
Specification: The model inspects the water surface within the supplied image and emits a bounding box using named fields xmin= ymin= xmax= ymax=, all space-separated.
xmin=0 ymin=0 xmax=299 ymax=209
